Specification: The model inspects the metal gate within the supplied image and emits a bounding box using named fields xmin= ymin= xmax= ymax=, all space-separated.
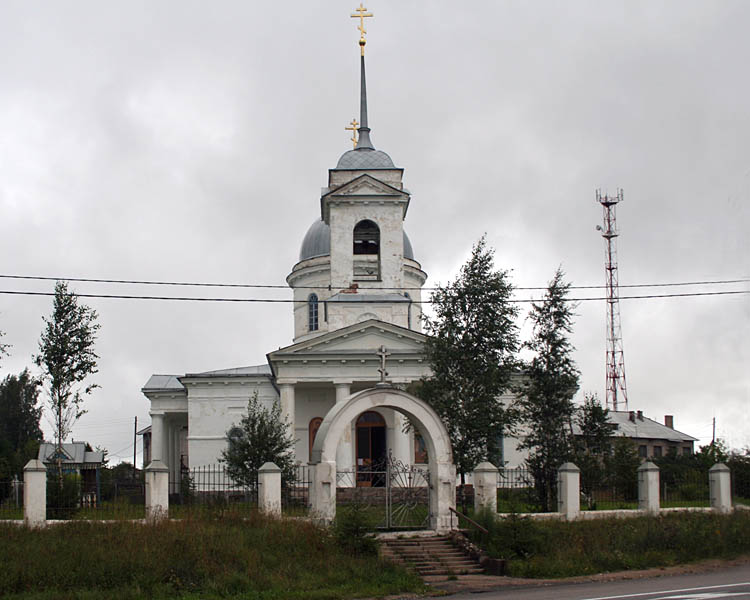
xmin=337 ymin=453 xmax=430 ymax=530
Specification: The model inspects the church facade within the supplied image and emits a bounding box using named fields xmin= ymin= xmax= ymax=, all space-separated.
xmin=141 ymin=32 xmax=438 ymax=485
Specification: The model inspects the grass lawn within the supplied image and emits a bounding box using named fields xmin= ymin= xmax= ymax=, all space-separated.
xmin=0 ymin=513 xmax=426 ymax=600
xmin=469 ymin=508 xmax=750 ymax=578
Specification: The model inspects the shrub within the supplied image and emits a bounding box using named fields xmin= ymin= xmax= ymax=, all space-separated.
xmin=333 ymin=502 xmax=378 ymax=556
xmin=46 ymin=473 xmax=81 ymax=519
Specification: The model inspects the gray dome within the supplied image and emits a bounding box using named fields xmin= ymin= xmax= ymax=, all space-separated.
xmin=335 ymin=148 xmax=395 ymax=169
xmin=298 ymin=219 xmax=415 ymax=262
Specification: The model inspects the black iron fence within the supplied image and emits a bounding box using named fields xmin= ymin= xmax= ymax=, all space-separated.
xmin=497 ymin=467 xmax=539 ymax=512
xmin=170 ymin=464 xmax=311 ymax=516
xmin=580 ymin=469 xmax=639 ymax=510
xmin=661 ymin=468 xmax=709 ymax=507
xmin=0 ymin=478 xmax=23 ymax=520
xmin=731 ymin=461 xmax=750 ymax=507
xmin=46 ymin=473 xmax=145 ymax=520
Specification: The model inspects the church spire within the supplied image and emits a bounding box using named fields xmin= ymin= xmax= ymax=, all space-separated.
xmin=351 ymin=3 xmax=375 ymax=151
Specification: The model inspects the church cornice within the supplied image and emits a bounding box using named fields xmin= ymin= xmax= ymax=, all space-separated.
xmin=320 ymin=173 xmax=410 ymax=223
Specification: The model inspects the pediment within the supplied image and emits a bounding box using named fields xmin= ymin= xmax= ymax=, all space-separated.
xmin=323 ymin=174 xmax=408 ymax=201
xmin=270 ymin=320 xmax=427 ymax=359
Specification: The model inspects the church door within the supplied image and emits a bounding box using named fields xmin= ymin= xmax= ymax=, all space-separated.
xmin=355 ymin=411 xmax=386 ymax=487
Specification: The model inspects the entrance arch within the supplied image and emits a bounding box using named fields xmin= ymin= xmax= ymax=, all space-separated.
xmin=309 ymin=386 xmax=456 ymax=531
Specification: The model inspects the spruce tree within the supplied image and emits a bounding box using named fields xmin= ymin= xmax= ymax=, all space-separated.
xmin=420 ymin=236 xmax=520 ymax=498
xmin=518 ymin=268 xmax=579 ymax=511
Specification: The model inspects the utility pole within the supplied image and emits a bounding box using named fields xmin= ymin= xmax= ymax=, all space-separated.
xmin=133 ymin=416 xmax=137 ymax=479
xmin=596 ymin=189 xmax=629 ymax=411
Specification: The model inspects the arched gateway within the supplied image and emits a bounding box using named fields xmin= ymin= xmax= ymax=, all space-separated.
xmin=309 ymin=386 xmax=457 ymax=531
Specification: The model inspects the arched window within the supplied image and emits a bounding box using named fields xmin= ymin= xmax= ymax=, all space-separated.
xmin=309 ymin=417 xmax=323 ymax=460
xmin=353 ymin=220 xmax=380 ymax=255
xmin=308 ymin=293 xmax=319 ymax=331
xmin=353 ymin=220 xmax=380 ymax=280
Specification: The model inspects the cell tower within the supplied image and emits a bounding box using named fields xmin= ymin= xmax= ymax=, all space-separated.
xmin=596 ymin=189 xmax=629 ymax=411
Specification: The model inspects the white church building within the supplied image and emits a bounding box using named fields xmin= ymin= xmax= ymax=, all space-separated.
xmin=141 ymin=30 xmax=453 ymax=485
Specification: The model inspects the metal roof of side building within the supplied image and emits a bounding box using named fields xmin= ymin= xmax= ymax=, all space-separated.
xmin=38 ymin=442 xmax=105 ymax=467
xmin=142 ymin=365 xmax=272 ymax=392
xmin=572 ymin=410 xmax=697 ymax=443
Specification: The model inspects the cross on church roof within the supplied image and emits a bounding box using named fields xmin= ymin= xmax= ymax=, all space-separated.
xmin=376 ymin=345 xmax=390 ymax=385
xmin=345 ymin=118 xmax=359 ymax=148
xmin=351 ymin=3 xmax=373 ymax=56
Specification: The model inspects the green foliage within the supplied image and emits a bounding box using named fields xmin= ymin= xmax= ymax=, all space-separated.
xmin=221 ymin=391 xmax=296 ymax=487
xmin=728 ymin=449 xmax=750 ymax=500
xmin=0 ymin=369 xmax=43 ymax=479
xmin=333 ymin=502 xmax=378 ymax=556
xmin=0 ymin=513 xmax=425 ymax=599
xmin=518 ymin=268 xmax=579 ymax=511
xmin=0 ymin=326 xmax=9 ymax=364
xmin=575 ymin=393 xmax=616 ymax=508
xmin=46 ymin=473 xmax=81 ymax=519
xmin=419 ymin=236 xmax=520 ymax=480
xmin=468 ymin=510 xmax=750 ymax=578
xmin=34 ymin=281 xmax=100 ymax=450
xmin=606 ymin=437 xmax=640 ymax=501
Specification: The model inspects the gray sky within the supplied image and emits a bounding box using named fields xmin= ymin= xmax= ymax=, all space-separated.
xmin=1 ymin=1 xmax=748 ymax=464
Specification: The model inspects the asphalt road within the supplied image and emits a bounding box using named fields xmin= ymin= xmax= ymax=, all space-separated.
xmin=448 ymin=564 xmax=750 ymax=600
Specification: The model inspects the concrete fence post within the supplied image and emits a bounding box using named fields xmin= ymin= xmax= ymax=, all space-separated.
xmin=258 ymin=462 xmax=282 ymax=517
xmin=23 ymin=459 xmax=47 ymax=527
xmin=144 ymin=460 xmax=169 ymax=520
xmin=709 ymin=463 xmax=732 ymax=513
xmin=638 ymin=461 xmax=660 ymax=513
xmin=473 ymin=462 xmax=499 ymax=514
xmin=557 ymin=462 xmax=580 ymax=520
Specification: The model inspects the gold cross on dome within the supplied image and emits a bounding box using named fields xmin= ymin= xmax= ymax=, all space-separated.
xmin=345 ymin=118 xmax=359 ymax=148
xmin=351 ymin=3 xmax=373 ymax=55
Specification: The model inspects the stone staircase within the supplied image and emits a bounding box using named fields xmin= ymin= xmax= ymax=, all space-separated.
xmin=380 ymin=535 xmax=484 ymax=576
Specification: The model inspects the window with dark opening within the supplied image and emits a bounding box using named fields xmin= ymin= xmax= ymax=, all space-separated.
xmin=353 ymin=220 xmax=380 ymax=255
xmin=308 ymin=293 xmax=319 ymax=331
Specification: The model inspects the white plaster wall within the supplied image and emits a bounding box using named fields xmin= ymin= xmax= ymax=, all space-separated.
xmin=329 ymin=204 xmax=404 ymax=290
xmin=186 ymin=378 xmax=278 ymax=467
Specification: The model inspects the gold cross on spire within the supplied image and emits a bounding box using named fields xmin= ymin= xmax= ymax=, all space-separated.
xmin=345 ymin=118 xmax=359 ymax=148
xmin=351 ymin=3 xmax=373 ymax=56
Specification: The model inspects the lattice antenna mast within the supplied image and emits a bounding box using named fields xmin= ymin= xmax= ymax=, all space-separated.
xmin=596 ymin=189 xmax=629 ymax=411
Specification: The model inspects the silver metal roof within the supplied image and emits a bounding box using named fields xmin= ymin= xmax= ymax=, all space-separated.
xmin=38 ymin=442 xmax=105 ymax=466
xmin=299 ymin=219 xmax=415 ymax=262
xmin=185 ymin=364 xmax=272 ymax=377
xmin=335 ymin=148 xmax=395 ymax=169
xmin=142 ymin=374 xmax=184 ymax=392
xmin=572 ymin=410 xmax=696 ymax=442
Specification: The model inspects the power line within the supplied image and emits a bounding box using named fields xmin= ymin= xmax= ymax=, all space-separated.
xmin=1 ymin=288 xmax=747 ymax=304
xmin=1 ymin=273 xmax=747 ymax=292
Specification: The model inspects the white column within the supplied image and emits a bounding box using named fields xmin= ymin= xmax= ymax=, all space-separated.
xmin=259 ymin=462 xmax=282 ymax=517
xmin=23 ymin=459 xmax=47 ymax=527
xmin=310 ymin=460 xmax=337 ymax=524
xmin=279 ymin=383 xmax=296 ymax=452
xmin=168 ymin=422 xmax=177 ymax=493
xmin=391 ymin=413 xmax=411 ymax=466
xmin=334 ymin=382 xmax=354 ymax=479
xmin=638 ymin=461 xmax=660 ymax=514
xmin=557 ymin=462 xmax=581 ymax=520
xmin=149 ymin=413 xmax=165 ymax=464
xmin=432 ymin=461 xmax=457 ymax=532
xmin=473 ymin=462 xmax=499 ymax=513
xmin=709 ymin=463 xmax=732 ymax=513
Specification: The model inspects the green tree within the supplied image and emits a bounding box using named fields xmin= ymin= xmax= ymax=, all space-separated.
xmin=34 ymin=281 xmax=100 ymax=459
xmin=518 ymin=268 xmax=580 ymax=511
xmin=0 ymin=327 xmax=9 ymax=364
xmin=574 ymin=393 xmax=616 ymax=508
xmin=0 ymin=369 xmax=43 ymax=479
xmin=221 ymin=392 xmax=296 ymax=487
xmin=419 ymin=236 xmax=520 ymax=497
xmin=606 ymin=437 xmax=640 ymax=501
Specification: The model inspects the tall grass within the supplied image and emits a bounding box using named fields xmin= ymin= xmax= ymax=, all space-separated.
xmin=470 ymin=508 xmax=750 ymax=578
xmin=0 ymin=513 xmax=425 ymax=600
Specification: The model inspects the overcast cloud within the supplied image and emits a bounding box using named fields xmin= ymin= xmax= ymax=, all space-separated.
xmin=1 ymin=1 xmax=747 ymax=463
